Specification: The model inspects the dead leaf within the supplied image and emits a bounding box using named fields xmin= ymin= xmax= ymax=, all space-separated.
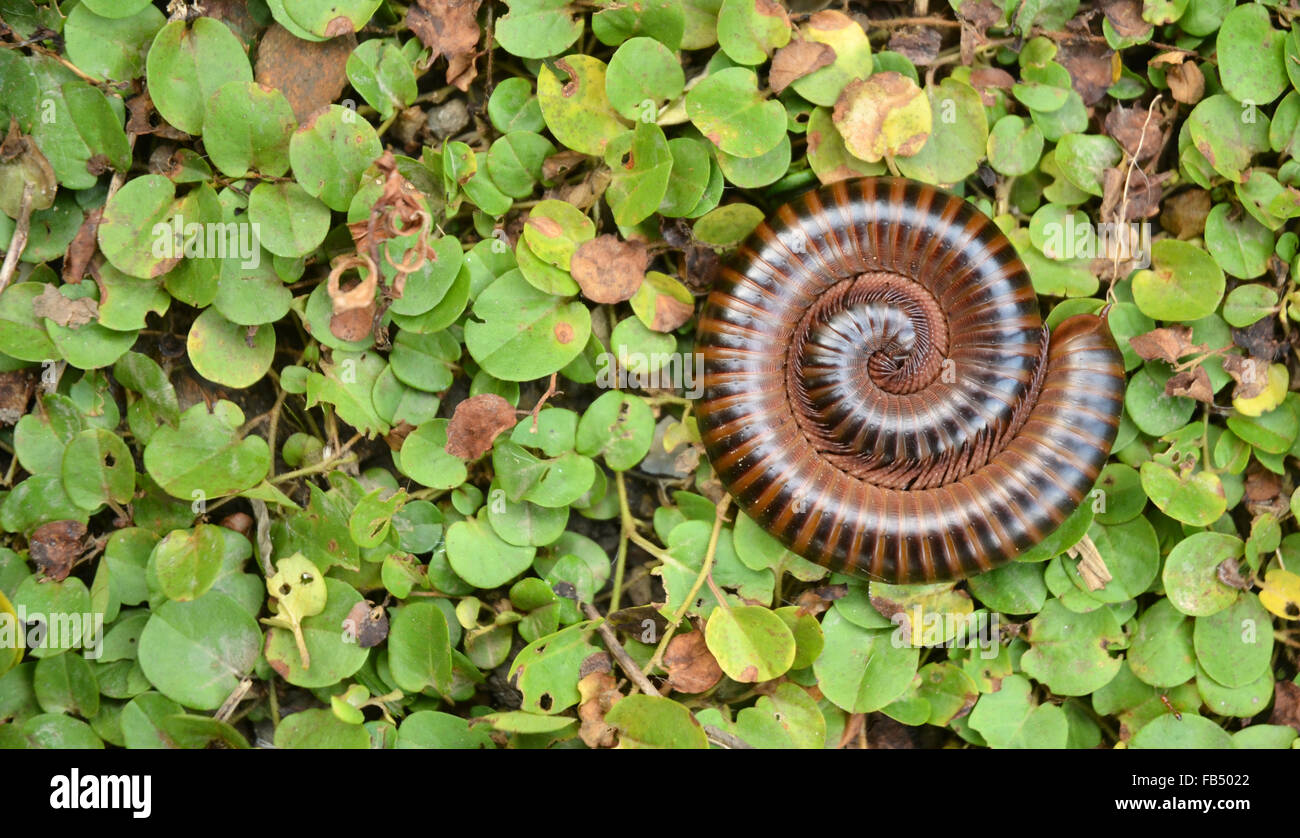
xmin=1101 ymin=0 xmax=1153 ymax=39
xmin=29 ymin=520 xmax=88 ymax=582
xmin=0 ymin=369 xmax=34 ymax=425
xmin=445 ymin=394 xmax=517 ymax=460
xmin=832 ymin=72 xmax=930 ymax=163
xmin=329 ymin=303 xmax=375 ymax=342
xmin=542 ymin=149 xmax=587 ymax=182
xmin=571 ymin=235 xmax=648 ymax=304
xmin=62 ymin=207 xmax=102 ymax=283
xmin=1055 ymin=39 xmax=1116 ymax=106
xmin=768 ymin=39 xmax=835 ymax=95
xmin=577 ymin=665 xmax=622 ymax=748
xmin=888 ymin=26 xmax=942 ymax=67
xmin=407 ymin=0 xmax=483 ymax=91
xmin=663 ymin=631 xmax=724 ymax=694
xmin=32 ymin=284 xmax=97 ymax=328
xmin=1232 ymin=318 xmax=1284 ymax=362
xmin=385 ymin=420 xmax=417 ymax=451
xmin=1167 ymin=61 xmax=1205 ymax=105
xmin=1268 ymin=679 xmax=1300 ymax=733
xmin=1104 ymin=105 xmax=1164 ymax=162
xmin=1128 ymin=326 xmax=1199 ymax=364
xmin=343 ymin=600 xmax=390 ymax=648
xmin=1222 ymin=355 xmax=1270 ymax=400
xmin=1160 ymin=189 xmax=1211 ymax=239
xmin=254 ymin=23 xmax=354 ymax=122
xmin=968 ymin=68 xmax=1014 ymax=108
xmin=1165 ymin=367 xmax=1213 ymax=403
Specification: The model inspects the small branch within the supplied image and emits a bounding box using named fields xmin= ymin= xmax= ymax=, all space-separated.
xmin=0 ymin=182 xmax=35 ymax=294
xmin=580 ymin=601 xmax=662 ymax=698
xmin=645 ymin=495 xmax=732 ymax=675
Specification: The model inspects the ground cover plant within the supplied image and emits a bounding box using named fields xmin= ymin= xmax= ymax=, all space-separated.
xmin=0 ymin=0 xmax=1298 ymax=750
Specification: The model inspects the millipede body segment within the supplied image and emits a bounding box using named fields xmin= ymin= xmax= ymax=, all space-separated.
xmin=695 ymin=177 xmax=1126 ymax=584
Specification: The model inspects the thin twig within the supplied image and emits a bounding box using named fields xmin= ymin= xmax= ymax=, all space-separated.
xmin=0 ymin=182 xmax=35 ymax=294
xmin=580 ymin=601 xmax=662 ymax=698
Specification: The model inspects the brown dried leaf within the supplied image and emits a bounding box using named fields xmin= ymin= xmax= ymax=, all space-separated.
xmin=577 ymin=668 xmax=623 ymax=748
xmin=407 ymin=0 xmax=483 ymax=92
xmin=1128 ymin=326 xmax=1199 ymax=364
xmin=769 ymin=39 xmax=836 ymax=95
xmin=32 ymin=284 xmax=97 ymax=328
xmin=1165 ymin=367 xmax=1213 ymax=403
xmin=1268 ymin=680 xmax=1300 ymax=733
xmin=329 ymin=303 xmax=375 ymax=342
xmin=1104 ymin=105 xmax=1164 ymax=162
xmin=384 ymin=419 xmax=417 ymax=452
xmin=1167 ymin=61 xmax=1205 ymax=105
xmin=1222 ymin=355 xmax=1270 ymax=399
xmin=343 ymin=600 xmax=390 ymax=648
xmin=968 ymin=67 xmax=1015 ymax=107
xmin=663 ymin=631 xmax=724 ymax=694
xmin=1055 ymin=40 xmax=1116 ymax=106
xmin=0 ymin=369 xmax=34 ymax=425
xmin=1232 ymin=318 xmax=1284 ymax=362
xmin=254 ymin=24 xmax=353 ymax=123
xmin=542 ymin=149 xmax=587 ymax=182
xmin=956 ymin=0 xmax=1000 ymax=32
xmin=445 ymin=394 xmax=517 ymax=460
xmin=887 ymin=26 xmax=941 ymax=67
xmin=29 ymin=520 xmax=88 ymax=582
xmin=1160 ymin=189 xmax=1211 ymax=239
xmin=62 ymin=207 xmax=102 ymax=284
xmin=571 ymin=235 xmax=648 ymax=304
xmin=1102 ymin=0 xmax=1152 ymax=38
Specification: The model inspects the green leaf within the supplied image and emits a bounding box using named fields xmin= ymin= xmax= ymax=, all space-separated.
xmin=704 ymin=604 xmax=796 ymax=682
xmin=142 ymin=400 xmax=271 ymax=500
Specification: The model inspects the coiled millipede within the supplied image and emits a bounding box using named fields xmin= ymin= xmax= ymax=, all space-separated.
xmin=696 ymin=177 xmax=1126 ymax=584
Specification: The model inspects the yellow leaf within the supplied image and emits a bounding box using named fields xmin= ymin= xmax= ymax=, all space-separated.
xmin=1259 ymin=568 xmax=1300 ymax=620
xmin=1232 ymin=363 xmax=1288 ymax=417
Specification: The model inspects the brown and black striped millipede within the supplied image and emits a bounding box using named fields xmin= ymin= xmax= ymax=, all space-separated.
xmin=696 ymin=177 xmax=1126 ymax=584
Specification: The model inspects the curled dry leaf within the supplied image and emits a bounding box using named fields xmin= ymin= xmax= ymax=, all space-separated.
xmin=32 ymin=284 xmax=98 ymax=328
xmin=445 ymin=394 xmax=517 ymax=460
xmin=62 ymin=207 xmax=103 ymax=283
xmin=0 ymin=118 xmax=57 ymax=216
xmin=577 ymin=665 xmax=622 ymax=748
xmin=1166 ymin=61 xmax=1205 ymax=105
xmin=330 ymin=304 xmax=376 ymax=342
xmin=327 ymin=254 xmax=379 ymax=315
xmin=768 ymin=39 xmax=835 ymax=95
xmin=570 ymin=235 xmax=648 ymax=304
xmin=1128 ymin=326 xmax=1200 ymax=364
xmin=254 ymin=23 xmax=353 ymax=122
xmin=29 ymin=520 xmax=89 ymax=582
xmin=663 ymin=630 xmax=724 ymax=694
xmin=1165 ymin=367 xmax=1213 ymax=403
xmin=407 ymin=0 xmax=483 ymax=91
xmin=832 ymin=72 xmax=931 ymax=164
